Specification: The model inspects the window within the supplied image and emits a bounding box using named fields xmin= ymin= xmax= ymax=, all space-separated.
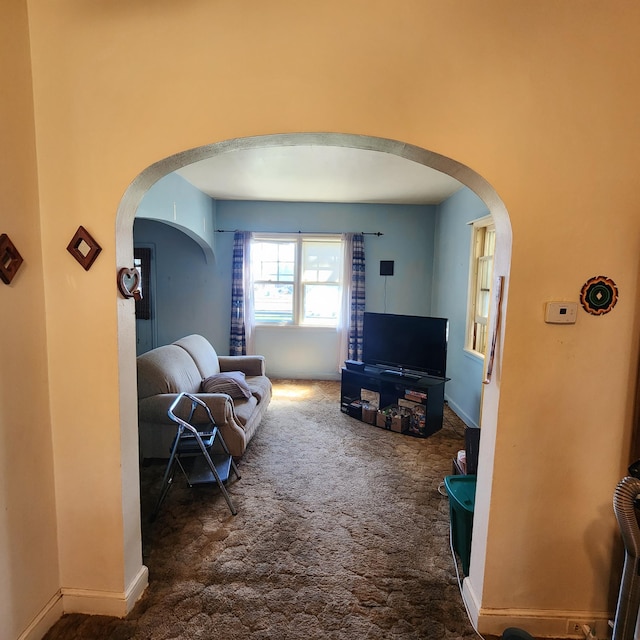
xmin=466 ymin=217 xmax=495 ymax=356
xmin=251 ymin=234 xmax=343 ymax=326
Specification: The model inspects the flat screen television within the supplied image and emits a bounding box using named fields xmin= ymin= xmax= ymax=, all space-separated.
xmin=362 ymin=312 xmax=448 ymax=378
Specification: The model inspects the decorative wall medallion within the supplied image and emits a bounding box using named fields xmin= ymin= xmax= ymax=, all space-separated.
xmin=66 ymin=225 xmax=102 ymax=270
xmin=0 ymin=234 xmax=24 ymax=284
xmin=117 ymin=267 xmax=142 ymax=300
xmin=580 ymin=275 xmax=618 ymax=315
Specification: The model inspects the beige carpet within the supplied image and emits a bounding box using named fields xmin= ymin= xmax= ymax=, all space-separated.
xmin=44 ymin=380 xmax=479 ymax=640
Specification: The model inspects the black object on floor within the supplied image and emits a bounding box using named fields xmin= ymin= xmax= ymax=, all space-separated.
xmin=501 ymin=628 xmax=535 ymax=640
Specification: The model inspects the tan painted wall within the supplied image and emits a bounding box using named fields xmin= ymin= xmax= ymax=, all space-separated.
xmin=0 ymin=2 xmax=61 ymax=639
xmin=6 ymin=0 xmax=639 ymax=635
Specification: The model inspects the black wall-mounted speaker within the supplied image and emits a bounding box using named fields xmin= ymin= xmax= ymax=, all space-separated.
xmin=380 ymin=260 xmax=394 ymax=276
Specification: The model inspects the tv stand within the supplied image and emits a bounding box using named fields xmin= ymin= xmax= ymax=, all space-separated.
xmin=382 ymin=369 xmax=421 ymax=380
xmin=340 ymin=365 xmax=448 ymax=438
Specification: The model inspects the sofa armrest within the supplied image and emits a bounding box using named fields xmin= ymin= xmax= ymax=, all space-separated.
xmin=218 ymin=355 xmax=266 ymax=376
xmin=138 ymin=393 xmax=235 ymax=427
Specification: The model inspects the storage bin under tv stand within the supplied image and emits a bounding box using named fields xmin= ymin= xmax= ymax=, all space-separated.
xmin=340 ymin=365 xmax=448 ymax=438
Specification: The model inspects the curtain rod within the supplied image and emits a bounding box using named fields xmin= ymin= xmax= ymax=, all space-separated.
xmin=215 ymin=229 xmax=383 ymax=236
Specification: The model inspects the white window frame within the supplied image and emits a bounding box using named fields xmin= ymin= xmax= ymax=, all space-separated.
xmin=251 ymin=233 xmax=343 ymax=327
xmin=465 ymin=216 xmax=495 ymax=358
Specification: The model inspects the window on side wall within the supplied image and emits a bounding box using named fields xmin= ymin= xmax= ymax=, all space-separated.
xmin=251 ymin=234 xmax=343 ymax=326
xmin=466 ymin=217 xmax=495 ymax=357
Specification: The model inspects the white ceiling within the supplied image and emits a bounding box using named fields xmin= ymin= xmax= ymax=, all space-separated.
xmin=176 ymin=145 xmax=463 ymax=205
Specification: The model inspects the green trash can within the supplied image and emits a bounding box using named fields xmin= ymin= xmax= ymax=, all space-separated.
xmin=444 ymin=474 xmax=477 ymax=575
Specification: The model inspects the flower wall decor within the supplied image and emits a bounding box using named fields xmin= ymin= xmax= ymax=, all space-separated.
xmin=580 ymin=275 xmax=619 ymax=315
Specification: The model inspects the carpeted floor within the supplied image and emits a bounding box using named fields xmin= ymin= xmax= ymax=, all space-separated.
xmin=44 ymin=379 xmax=480 ymax=640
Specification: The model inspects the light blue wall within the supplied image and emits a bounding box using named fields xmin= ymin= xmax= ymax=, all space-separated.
xmin=136 ymin=172 xmax=216 ymax=262
xmin=432 ymin=187 xmax=490 ymax=428
xmin=134 ymin=199 xmax=437 ymax=376
xmin=215 ymin=201 xmax=437 ymax=378
xmin=134 ymin=183 xmax=486 ymax=415
xmin=133 ymin=218 xmax=225 ymax=349
xmin=217 ymin=201 xmax=437 ymax=316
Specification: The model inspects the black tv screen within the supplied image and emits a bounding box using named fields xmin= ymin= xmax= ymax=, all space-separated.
xmin=362 ymin=312 xmax=448 ymax=378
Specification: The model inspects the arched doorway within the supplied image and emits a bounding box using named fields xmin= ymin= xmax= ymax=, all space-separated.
xmin=115 ymin=133 xmax=512 ymax=623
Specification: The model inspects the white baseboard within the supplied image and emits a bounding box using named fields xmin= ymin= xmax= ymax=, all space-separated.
xmin=444 ymin=395 xmax=479 ymax=429
xmin=61 ymin=564 xmax=149 ymax=617
xmin=462 ymin=578 xmax=610 ymax=638
xmin=17 ymin=566 xmax=148 ymax=639
xmin=17 ymin=593 xmax=64 ymax=640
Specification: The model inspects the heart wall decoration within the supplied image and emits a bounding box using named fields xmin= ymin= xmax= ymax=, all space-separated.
xmin=117 ymin=267 xmax=142 ymax=300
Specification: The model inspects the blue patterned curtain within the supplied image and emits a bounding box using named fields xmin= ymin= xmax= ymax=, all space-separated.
xmin=230 ymin=231 xmax=253 ymax=355
xmin=348 ymin=233 xmax=366 ymax=361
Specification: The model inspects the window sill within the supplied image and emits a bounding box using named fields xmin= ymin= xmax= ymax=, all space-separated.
xmin=254 ymin=324 xmax=338 ymax=331
xmin=463 ymin=347 xmax=485 ymax=362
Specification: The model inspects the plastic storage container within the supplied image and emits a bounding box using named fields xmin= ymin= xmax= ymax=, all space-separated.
xmin=444 ymin=474 xmax=477 ymax=574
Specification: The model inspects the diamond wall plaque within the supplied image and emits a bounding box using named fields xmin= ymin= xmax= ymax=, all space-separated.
xmin=0 ymin=234 xmax=24 ymax=284
xmin=67 ymin=225 xmax=102 ymax=270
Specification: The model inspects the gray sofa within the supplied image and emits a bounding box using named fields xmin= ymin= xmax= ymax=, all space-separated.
xmin=137 ymin=334 xmax=272 ymax=459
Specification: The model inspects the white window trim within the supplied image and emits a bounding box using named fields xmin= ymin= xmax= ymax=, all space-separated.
xmin=465 ymin=215 xmax=495 ymax=358
xmin=252 ymin=233 xmax=343 ymax=327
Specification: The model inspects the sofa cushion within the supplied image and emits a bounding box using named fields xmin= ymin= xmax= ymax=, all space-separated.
xmin=232 ymin=394 xmax=259 ymax=427
xmin=137 ymin=345 xmax=202 ymax=399
xmin=202 ymin=371 xmax=252 ymax=399
xmin=219 ymin=355 xmax=266 ymax=377
xmin=246 ymin=375 xmax=272 ymax=403
xmin=174 ymin=334 xmax=221 ymax=379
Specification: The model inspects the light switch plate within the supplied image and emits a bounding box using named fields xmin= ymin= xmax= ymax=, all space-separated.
xmin=545 ymin=301 xmax=578 ymax=324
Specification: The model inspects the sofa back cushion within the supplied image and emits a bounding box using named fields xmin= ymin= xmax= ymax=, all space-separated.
xmin=137 ymin=344 xmax=202 ymax=399
xmin=174 ymin=334 xmax=221 ymax=379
